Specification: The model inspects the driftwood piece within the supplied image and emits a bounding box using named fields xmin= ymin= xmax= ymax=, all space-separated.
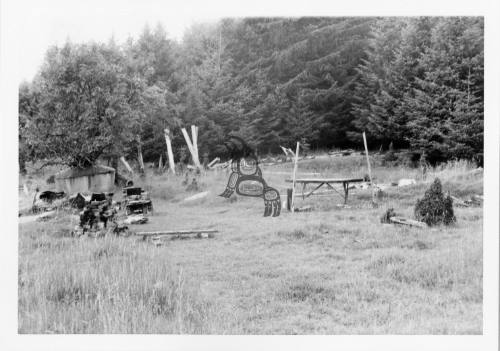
xmin=389 ymin=216 xmax=428 ymax=229
xmin=183 ymin=191 xmax=210 ymax=202
xmin=208 ymin=157 xmax=220 ymax=168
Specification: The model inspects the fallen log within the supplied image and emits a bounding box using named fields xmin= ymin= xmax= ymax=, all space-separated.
xmin=389 ymin=216 xmax=428 ymax=229
xmin=136 ymin=229 xmax=218 ymax=240
xmin=151 ymin=232 xmax=214 ymax=243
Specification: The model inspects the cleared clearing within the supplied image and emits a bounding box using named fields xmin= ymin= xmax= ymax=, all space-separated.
xmin=18 ymin=156 xmax=483 ymax=334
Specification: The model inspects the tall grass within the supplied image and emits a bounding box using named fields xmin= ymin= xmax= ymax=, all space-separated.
xmin=18 ymin=234 xmax=223 ymax=333
xmin=18 ymin=156 xmax=483 ymax=334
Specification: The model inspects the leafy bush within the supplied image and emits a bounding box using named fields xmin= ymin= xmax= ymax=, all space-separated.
xmin=414 ymin=178 xmax=456 ymax=226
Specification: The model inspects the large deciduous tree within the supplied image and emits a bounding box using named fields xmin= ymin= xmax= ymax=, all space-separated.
xmin=24 ymin=42 xmax=145 ymax=168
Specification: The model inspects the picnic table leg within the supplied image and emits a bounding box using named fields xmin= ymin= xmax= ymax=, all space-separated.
xmin=343 ymin=182 xmax=349 ymax=204
xmin=302 ymin=183 xmax=306 ymax=200
xmin=306 ymin=182 xmax=325 ymax=198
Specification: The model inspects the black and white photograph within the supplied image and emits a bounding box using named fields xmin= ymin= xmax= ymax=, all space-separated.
xmin=1 ymin=0 xmax=499 ymax=350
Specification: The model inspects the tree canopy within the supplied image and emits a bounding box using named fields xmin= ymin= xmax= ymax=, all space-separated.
xmin=20 ymin=17 xmax=484 ymax=168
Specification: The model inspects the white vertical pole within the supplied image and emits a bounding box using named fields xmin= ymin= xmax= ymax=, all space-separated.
xmin=362 ymin=132 xmax=375 ymax=204
xmin=164 ymin=128 xmax=176 ymax=174
xmin=181 ymin=127 xmax=201 ymax=168
xmin=191 ymin=125 xmax=200 ymax=166
xmin=290 ymin=142 xmax=300 ymax=212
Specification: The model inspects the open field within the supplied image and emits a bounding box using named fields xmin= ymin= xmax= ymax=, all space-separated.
xmin=18 ymin=155 xmax=483 ymax=334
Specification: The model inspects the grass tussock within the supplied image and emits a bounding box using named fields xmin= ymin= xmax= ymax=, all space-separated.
xmin=276 ymin=223 xmax=332 ymax=242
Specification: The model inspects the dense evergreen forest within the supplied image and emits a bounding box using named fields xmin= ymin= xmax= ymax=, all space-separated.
xmin=19 ymin=17 xmax=484 ymax=170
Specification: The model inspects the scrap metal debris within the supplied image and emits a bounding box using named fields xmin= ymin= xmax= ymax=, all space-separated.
xmin=122 ymin=186 xmax=153 ymax=215
xmin=75 ymin=193 xmax=116 ymax=234
xmin=32 ymin=190 xmax=66 ymax=213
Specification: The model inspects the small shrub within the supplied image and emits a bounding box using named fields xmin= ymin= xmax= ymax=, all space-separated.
xmin=278 ymin=229 xmax=306 ymax=240
xmin=380 ymin=208 xmax=397 ymax=223
xmin=46 ymin=175 xmax=55 ymax=184
xmin=382 ymin=142 xmax=397 ymax=165
xmin=414 ymin=178 xmax=456 ymax=226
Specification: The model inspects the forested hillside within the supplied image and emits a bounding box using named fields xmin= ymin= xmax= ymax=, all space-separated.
xmin=19 ymin=17 xmax=484 ymax=169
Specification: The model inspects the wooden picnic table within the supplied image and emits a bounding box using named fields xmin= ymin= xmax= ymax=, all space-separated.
xmin=285 ymin=177 xmax=365 ymax=204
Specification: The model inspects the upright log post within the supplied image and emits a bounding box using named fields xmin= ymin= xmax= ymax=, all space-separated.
xmin=136 ymin=135 xmax=145 ymax=175
xmin=181 ymin=126 xmax=201 ymax=168
xmin=164 ymin=128 xmax=176 ymax=174
xmin=362 ymin=132 xmax=376 ymax=205
xmin=191 ymin=125 xmax=198 ymax=165
xmin=290 ymin=142 xmax=300 ymax=212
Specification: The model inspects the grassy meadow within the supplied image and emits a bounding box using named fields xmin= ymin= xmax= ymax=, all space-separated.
xmin=18 ymin=155 xmax=483 ymax=334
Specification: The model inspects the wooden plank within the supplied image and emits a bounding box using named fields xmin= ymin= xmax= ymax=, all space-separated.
xmin=266 ymin=171 xmax=320 ymax=176
xmin=285 ymin=178 xmax=365 ymax=183
xmin=290 ymin=142 xmax=300 ymax=212
xmin=137 ymin=229 xmax=218 ymax=237
xmin=164 ymin=128 xmax=176 ymax=174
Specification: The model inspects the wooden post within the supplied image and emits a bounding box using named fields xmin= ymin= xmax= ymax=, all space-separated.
xmin=362 ymin=132 xmax=376 ymax=205
xmin=120 ymin=156 xmax=134 ymax=174
xmin=136 ymin=135 xmax=145 ymax=174
xmin=181 ymin=126 xmax=201 ymax=168
xmin=164 ymin=128 xmax=176 ymax=174
xmin=290 ymin=142 xmax=300 ymax=212
xmin=286 ymin=188 xmax=293 ymax=211
xmin=191 ymin=125 xmax=199 ymax=166
xmin=158 ymin=154 xmax=163 ymax=170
